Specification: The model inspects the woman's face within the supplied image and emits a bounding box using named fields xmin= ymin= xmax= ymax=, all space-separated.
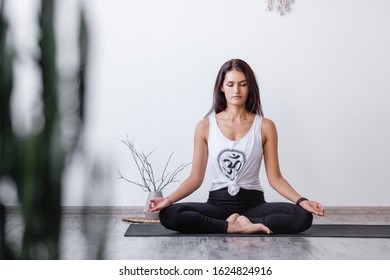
xmin=221 ymin=69 xmax=249 ymax=108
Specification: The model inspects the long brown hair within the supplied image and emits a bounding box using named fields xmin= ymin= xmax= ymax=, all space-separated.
xmin=206 ymin=59 xmax=264 ymax=117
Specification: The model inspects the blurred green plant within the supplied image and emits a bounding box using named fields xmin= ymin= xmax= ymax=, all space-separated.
xmin=0 ymin=0 xmax=88 ymax=259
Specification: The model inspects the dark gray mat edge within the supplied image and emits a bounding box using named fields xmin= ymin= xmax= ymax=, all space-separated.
xmin=124 ymin=223 xmax=390 ymax=238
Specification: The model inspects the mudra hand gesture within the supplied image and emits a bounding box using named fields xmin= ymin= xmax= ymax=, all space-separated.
xmin=148 ymin=197 xmax=173 ymax=213
xmin=299 ymin=200 xmax=326 ymax=217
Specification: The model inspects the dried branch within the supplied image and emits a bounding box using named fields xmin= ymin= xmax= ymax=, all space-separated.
xmin=116 ymin=169 xmax=150 ymax=192
xmin=159 ymin=162 xmax=192 ymax=191
xmin=158 ymin=152 xmax=174 ymax=190
xmin=118 ymin=136 xmax=191 ymax=192
xmin=121 ymin=137 xmax=150 ymax=190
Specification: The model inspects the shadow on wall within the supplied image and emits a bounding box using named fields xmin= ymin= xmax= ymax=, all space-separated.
xmin=0 ymin=0 xmax=108 ymax=259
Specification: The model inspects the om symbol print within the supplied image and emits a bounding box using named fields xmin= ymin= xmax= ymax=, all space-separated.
xmin=218 ymin=150 xmax=246 ymax=180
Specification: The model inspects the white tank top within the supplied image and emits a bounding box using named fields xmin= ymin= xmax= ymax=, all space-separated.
xmin=208 ymin=112 xmax=264 ymax=196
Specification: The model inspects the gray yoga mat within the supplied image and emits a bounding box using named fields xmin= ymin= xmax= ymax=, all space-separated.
xmin=124 ymin=223 xmax=390 ymax=238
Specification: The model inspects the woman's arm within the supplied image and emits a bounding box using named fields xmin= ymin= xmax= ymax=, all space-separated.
xmin=148 ymin=118 xmax=209 ymax=212
xmin=262 ymin=118 xmax=325 ymax=216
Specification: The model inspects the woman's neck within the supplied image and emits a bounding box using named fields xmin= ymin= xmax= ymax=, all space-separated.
xmin=221 ymin=106 xmax=251 ymax=121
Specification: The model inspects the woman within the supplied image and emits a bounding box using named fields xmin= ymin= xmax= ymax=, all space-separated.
xmin=148 ymin=59 xmax=325 ymax=234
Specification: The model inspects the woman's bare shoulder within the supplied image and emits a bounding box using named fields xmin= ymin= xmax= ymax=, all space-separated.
xmin=195 ymin=117 xmax=209 ymax=138
xmin=262 ymin=117 xmax=276 ymax=130
xmin=261 ymin=117 xmax=277 ymax=139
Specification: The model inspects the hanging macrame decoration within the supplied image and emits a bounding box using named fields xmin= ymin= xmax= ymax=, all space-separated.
xmin=264 ymin=0 xmax=293 ymax=15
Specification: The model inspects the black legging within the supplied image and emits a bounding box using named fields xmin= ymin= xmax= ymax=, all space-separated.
xmin=159 ymin=188 xmax=313 ymax=234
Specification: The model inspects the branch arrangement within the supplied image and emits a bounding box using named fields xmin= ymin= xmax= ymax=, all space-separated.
xmin=117 ymin=136 xmax=191 ymax=192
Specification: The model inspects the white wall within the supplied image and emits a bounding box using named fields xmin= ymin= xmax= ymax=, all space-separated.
xmin=4 ymin=0 xmax=390 ymax=206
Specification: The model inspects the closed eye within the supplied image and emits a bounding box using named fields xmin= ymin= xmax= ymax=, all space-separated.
xmin=226 ymin=81 xmax=247 ymax=87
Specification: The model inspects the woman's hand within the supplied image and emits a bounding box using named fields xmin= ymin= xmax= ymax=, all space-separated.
xmin=299 ymin=200 xmax=326 ymax=217
xmin=148 ymin=197 xmax=173 ymax=212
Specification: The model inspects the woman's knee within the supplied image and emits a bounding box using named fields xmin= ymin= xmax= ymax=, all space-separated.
xmin=160 ymin=204 xmax=188 ymax=231
xmin=294 ymin=207 xmax=313 ymax=233
xmin=159 ymin=206 xmax=175 ymax=229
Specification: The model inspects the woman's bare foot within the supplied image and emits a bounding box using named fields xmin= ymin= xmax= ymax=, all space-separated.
xmin=226 ymin=213 xmax=240 ymax=223
xmin=227 ymin=215 xmax=272 ymax=234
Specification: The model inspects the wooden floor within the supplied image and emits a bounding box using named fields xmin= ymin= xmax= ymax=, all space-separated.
xmin=4 ymin=206 xmax=390 ymax=260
